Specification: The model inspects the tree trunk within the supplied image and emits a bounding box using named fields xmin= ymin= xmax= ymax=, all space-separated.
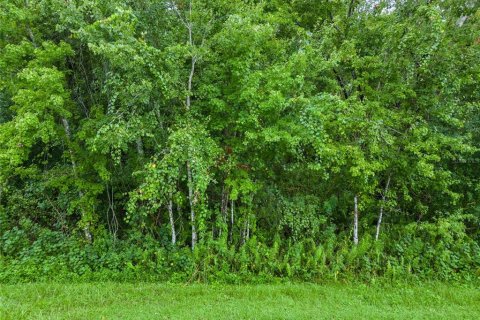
xmin=229 ymin=199 xmax=234 ymax=244
xmin=353 ymin=194 xmax=358 ymax=246
xmin=184 ymin=1 xmax=197 ymax=249
xmin=168 ymin=193 xmax=176 ymax=245
xmin=375 ymin=175 xmax=391 ymax=241
xmin=136 ymin=137 xmax=144 ymax=157
xmin=185 ymin=1 xmax=196 ymax=113
xmin=219 ymin=185 xmax=229 ymax=238
xmin=106 ymin=182 xmax=118 ymax=239
xmin=187 ymin=161 xmax=197 ymax=249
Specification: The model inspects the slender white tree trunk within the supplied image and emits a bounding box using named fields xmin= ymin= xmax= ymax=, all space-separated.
xmin=168 ymin=193 xmax=176 ymax=245
xmin=136 ymin=137 xmax=144 ymax=157
xmin=187 ymin=161 xmax=197 ymax=248
xmin=229 ymin=199 xmax=234 ymax=244
xmin=375 ymin=203 xmax=384 ymax=241
xmin=353 ymin=194 xmax=358 ymax=246
xmin=375 ymin=175 xmax=391 ymax=241
xmin=182 ymin=0 xmax=198 ymax=249
xmin=219 ymin=186 xmax=229 ymax=238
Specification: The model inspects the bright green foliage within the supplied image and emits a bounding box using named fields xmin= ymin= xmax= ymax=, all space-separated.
xmin=2 ymin=282 xmax=480 ymax=319
xmin=0 ymin=0 xmax=479 ymax=282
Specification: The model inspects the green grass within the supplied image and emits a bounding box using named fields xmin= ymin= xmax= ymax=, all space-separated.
xmin=1 ymin=282 xmax=479 ymax=319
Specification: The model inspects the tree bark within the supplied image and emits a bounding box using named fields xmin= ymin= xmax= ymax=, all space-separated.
xmin=246 ymin=214 xmax=250 ymax=241
xmin=229 ymin=199 xmax=234 ymax=244
xmin=168 ymin=193 xmax=176 ymax=245
xmin=183 ymin=0 xmax=197 ymax=249
xmin=375 ymin=175 xmax=391 ymax=241
xmin=353 ymin=194 xmax=358 ymax=246
xmin=136 ymin=137 xmax=144 ymax=157
xmin=219 ymin=185 xmax=229 ymax=238
xmin=187 ymin=161 xmax=197 ymax=249
xmin=106 ymin=182 xmax=118 ymax=239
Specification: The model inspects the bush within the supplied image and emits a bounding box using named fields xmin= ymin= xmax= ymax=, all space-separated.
xmin=1 ymin=216 xmax=479 ymax=283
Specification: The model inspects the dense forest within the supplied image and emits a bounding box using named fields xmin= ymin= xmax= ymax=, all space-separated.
xmin=0 ymin=0 xmax=479 ymax=283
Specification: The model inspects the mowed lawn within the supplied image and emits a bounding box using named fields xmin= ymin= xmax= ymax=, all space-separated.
xmin=1 ymin=282 xmax=479 ymax=319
